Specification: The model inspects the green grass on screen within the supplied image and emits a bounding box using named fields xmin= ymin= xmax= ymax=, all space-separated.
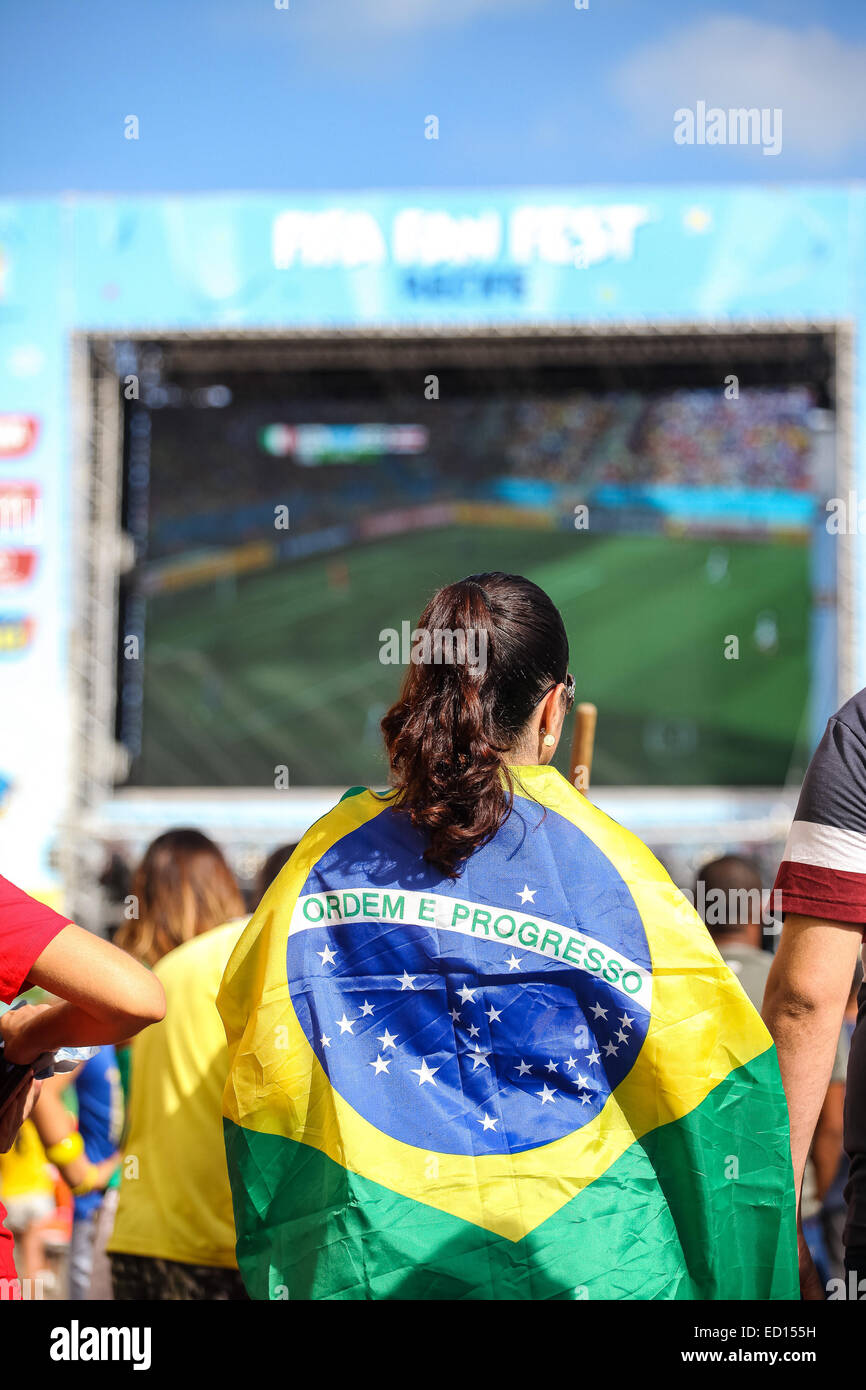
xmin=133 ymin=526 xmax=810 ymax=789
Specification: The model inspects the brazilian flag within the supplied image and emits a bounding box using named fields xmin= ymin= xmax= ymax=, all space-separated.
xmin=218 ymin=766 xmax=798 ymax=1300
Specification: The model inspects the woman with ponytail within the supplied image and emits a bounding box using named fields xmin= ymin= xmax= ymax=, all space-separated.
xmin=380 ymin=573 xmax=572 ymax=877
xmin=220 ymin=572 xmax=799 ymax=1302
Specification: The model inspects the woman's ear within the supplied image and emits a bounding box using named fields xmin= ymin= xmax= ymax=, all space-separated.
xmin=538 ymin=684 xmax=567 ymax=761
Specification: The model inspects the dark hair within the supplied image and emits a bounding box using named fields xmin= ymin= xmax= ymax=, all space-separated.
xmin=255 ymin=842 xmax=299 ymax=907
xmin=694 ymin=854 xmax=763 ymax=932
xmin=115 ymin=827 xmax=245 ymax=966
xmin=381 ymin=572 xmax=568 ymax=879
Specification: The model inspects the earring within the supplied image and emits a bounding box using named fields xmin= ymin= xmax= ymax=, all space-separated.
xmin=543 ymin=733 xmax=555 ymax=747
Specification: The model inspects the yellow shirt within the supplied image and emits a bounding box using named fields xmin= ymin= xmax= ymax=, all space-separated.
xmin=0 ymin=1120 xmax=53 ymax=1199
xmin=107 ymin=920 xmax=247 ymax=1267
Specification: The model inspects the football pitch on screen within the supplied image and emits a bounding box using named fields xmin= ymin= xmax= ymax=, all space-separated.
xmin=133 ymin=526 xmax=811 ymax=789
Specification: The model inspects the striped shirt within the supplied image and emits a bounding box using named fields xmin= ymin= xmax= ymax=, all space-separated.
xmin=774 ymin=694 xmax=866 ymax=923
xmin=773 ymin=691 xmax=866 ymax=1247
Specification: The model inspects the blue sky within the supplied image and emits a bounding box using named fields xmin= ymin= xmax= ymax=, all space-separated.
xmin=2 ymin=0 xmax=866 ymax=194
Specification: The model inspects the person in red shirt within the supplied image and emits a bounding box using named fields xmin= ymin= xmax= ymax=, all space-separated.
xmin=0 ymin=873 xmax=164 ymax=1298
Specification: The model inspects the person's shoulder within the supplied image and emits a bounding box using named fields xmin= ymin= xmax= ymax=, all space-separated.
xmin=830 ymin=687 xmax=866 ymax=746
xmin=513 ymin=764 xmax=665 ymax=872
xmin=795 ymin=688 xmax=866 ymax=820
xmin=334 ymin=786 xmax=396 ymax=816
xmin=0 ymin=875 xmax=73 ymax=1003
xmin=290 ymin=787 xmax=398 ymax=864
xmin=0 ymin=873 xmax=72 ymax=931
xmin=339 ymin=786 xmax=368 ymax=803
xmin=155 ymin=919 xmax=249 ymax=981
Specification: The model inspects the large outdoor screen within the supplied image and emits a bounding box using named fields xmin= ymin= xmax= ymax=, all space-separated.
xmin=118 ymin=357 xmax=820 ymax=790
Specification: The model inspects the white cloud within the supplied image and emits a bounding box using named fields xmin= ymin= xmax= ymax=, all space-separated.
xmin=612 ymin=14 xmax=866 ymax=159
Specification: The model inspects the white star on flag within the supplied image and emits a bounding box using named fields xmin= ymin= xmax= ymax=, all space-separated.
xmin=537 ymin=1083 xmax=557 ymax=1104
xmin=505 ymin=953 xmax=523 ymax=971
xmin=479 ymin=1113 xmax=498 ymax=1132
xmin=320 ymin=1034 xmax=331 ymax=1048
xmin=516 ymin=1059 xmax=532 ymax=1076
xmin=398 ymin=971 xmax=417 ymax=991
xmin=486 ymin=1004 xmax=502 ymax=1023
xmin=586 ymin=1048 xmax=601 ymax=1066
xmin=545 ymin=1059 xmax=559 ymax=1074
xmin=457 ymin=984 xmax=477 ymax=1004
xmin=565 ymin=1056 xmax=577 ymax=1070
xmin=467 ymin=1023 xmax=480 ymax=1039
xmin=370 ymin=1054 xmax=390 ymax=1075
xmin=469 ymin=1044 xmax=491 ymax=1071
xmin=317 ymin=945 xmax=337 ymax=966
xmin=615 ymin=1028 xmax=629 ymax=1044
xmin=359 ymin=1001 xmax=375 ymax=1016
xmin=411 ymin=1058 xmax=440 ymax=1086
xmin=377 ymin=1029 xmax=398 ymax=1050
xmin=579 ymin=1091 xmax=591 ymax=1105
xmin=517 ymin=884 xmax=536 ymax=905
xmin=604 ymin=1041 xmax=619 ymax=1057
xmin=449 ymin=1008 xmax=462 ymax=1023
xmin=590 ymin=1003 xmax=608 ymax=1020
xmin=576 ymin=1073 xmax=590 ymax=1089
xmin=619 ymin=1013 xmax=634 ymax=1029
xmin=337 ymin=1013 xmax=354 ymax=1035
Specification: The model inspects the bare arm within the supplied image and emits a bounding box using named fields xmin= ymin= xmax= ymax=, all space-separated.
xmin=0 ymin=924 xmax=165 ymax=1063
xmin=812 ymin=1080 xmax=845 ymax=1202
xmin=31 ymin=1066 xmax=119 ymax=1191
xmin=762 ymin=914 xmax=861 ymax=1197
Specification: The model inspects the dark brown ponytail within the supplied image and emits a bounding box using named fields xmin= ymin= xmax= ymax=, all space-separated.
xmin=380 ymin=572 xmax=569 ymax=878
